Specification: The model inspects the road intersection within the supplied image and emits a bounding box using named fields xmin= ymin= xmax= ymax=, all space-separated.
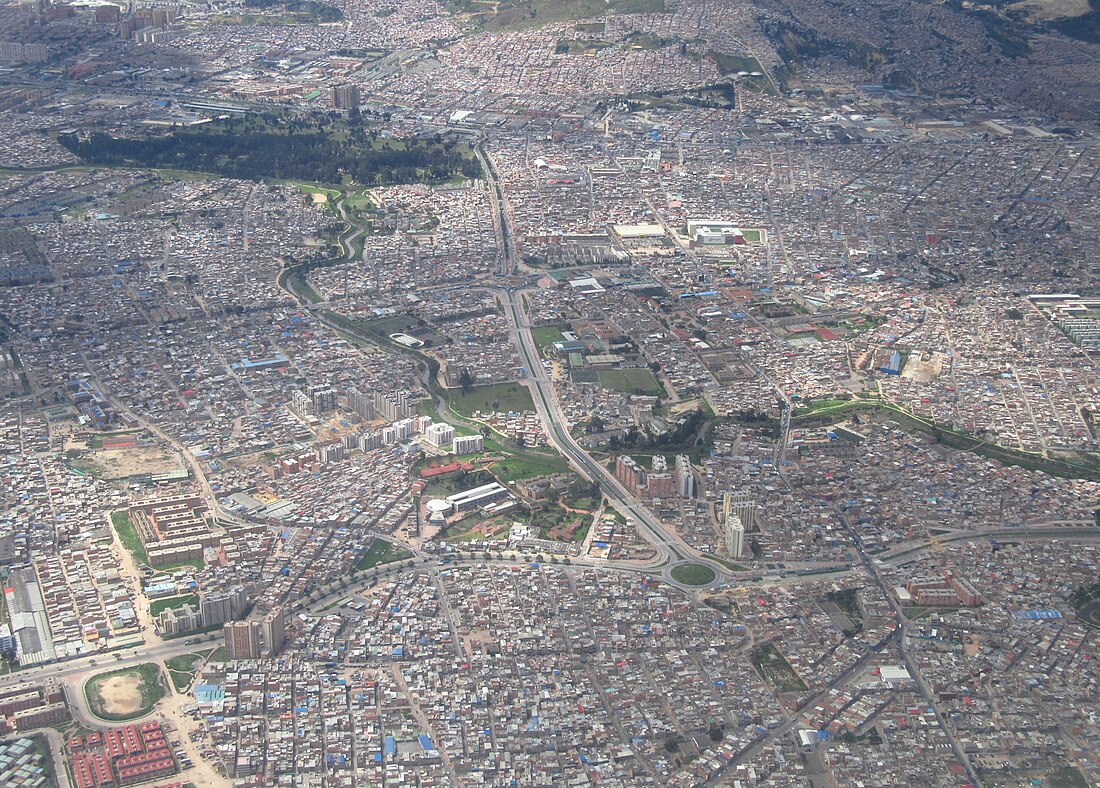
xmin=498 ymin=285 xmax=732 ymax=584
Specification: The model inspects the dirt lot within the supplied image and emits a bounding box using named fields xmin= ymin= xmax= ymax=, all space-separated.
xmin=96 ymin=674 xmax=143 ymax=716
xmin=94 ymin=445 xmax=183 ymax=478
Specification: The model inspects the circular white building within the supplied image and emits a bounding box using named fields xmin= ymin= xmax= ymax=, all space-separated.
xmin=426 ymin=499 xmax=453 ymax=524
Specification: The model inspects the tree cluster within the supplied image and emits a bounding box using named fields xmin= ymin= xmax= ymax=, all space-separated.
xmin=58 ymin=114 xmax=481 ymax=187
xmin=243 ymin=0 xmax=343 ymax=22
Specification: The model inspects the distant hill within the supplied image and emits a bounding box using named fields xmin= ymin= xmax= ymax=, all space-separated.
xmin=1047 ymin=0 xmax=1100 ymax=42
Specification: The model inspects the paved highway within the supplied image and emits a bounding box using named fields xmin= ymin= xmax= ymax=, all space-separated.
xmin=835 ymin=510 xmax=984 ymax=786
xmin=0 ymin=637 xmax=223 ymax=697
xmin=498 ymin=286 xmax=730 ymax=581
xmin=705 ymin=641 xmax=887 ymax=786
xmin=878 ymin=522 xmax=1100 ymax=565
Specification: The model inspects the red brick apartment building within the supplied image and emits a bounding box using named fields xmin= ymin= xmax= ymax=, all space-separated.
xmin=70 ymin=722 xmax=178 ymax=788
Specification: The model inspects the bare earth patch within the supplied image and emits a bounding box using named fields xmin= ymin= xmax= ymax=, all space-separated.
xmin=96 ymin=675 xmax=143 ymax=716
xmin=96 ymin=445 xmax=182 ymax=477
xmin=1011 ymin=0 xmax=1091 ymax=23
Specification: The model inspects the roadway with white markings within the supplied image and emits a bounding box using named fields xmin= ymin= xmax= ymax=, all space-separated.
xmin=497 ymin=286 xmax=731 ymax=584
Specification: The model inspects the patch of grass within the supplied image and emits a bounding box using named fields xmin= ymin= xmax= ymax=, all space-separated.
xmin=558 ymin=477 xmax=601 ymax=511
xmin=450 ymin=0 xmax=664 ymax=32
xmin=84 ymin=663 xmax=167 ymax=722
xmin=572 ymin=518 xmax=592 ymax=543
xmin=750 ymin=643 xmax=807 ymax=693
xmin=449 ymin=382 xmax=534 ymax=417
xmin=597 ymin=368 xmax=663 ymax=396
xmin=554 ymin=37 xmax=613 ymax=54
xmin=614 ymin=408 xmax=715 ymax=461
xmin=1070 ymin=580 xmax=1100 ymax=627
xmin=791 ymin=397 xmax=853 ymax=416
xmin=89 ymin=429 xmax=143 ymax=449
xmin=207 ymin=646 xmax=227 ymax=663
xmin=491 ymin=451 xmax=570 ymax=483
xmin=838 ymin=313 xmax=887 ymax=336
xmin=167 ymin=670 xmax=193 ymax=693
xmin=937 ymin=430 xmax=1100 ymax=481
xmin=528 ymin=502 xmax=588 ymax=541
xmin=827 ymin=588 xmax=862 ymax=623
xmin=424 ymin=469 xmax=497 ymax=498
xmin=111 ymin=510 xmax=148 ymax=565
xmin=295 ymin=183 xmax=341 ymax=200
xmin=1046 ymin=766 xmax=1090 ymax=788
xmin=821 ymin=588 xmax=863 ymax=635
xmin=165 ymin=653 xmax=204 ymax=674
xmin=67 ymin=460 xmax=104 ymax=478
xmin=706 ymin=50 xmax=763 ymax=75
xmin=670 ymin=563 xmax=716 ymax=586
xmin=345 ymin=194 xmax=376 ymax=213
xmin=530 ymin=324 xmax=567 ymax=351
xmin=148 ymin=594 xmax=198 ymax=617
xmin=442 ymin=519 xmax=511 ymax=543
xmin=282 ymin=265 xmax=324 ymax=304
xmin=165 ymin=652 xmax=204 ymax=693
xmin=59 ymin=112 xmax=481 ymax=188
xmin=622 ymin=31 xmax=673 ymax=49
xmin=355 ymin=538 xmax=414 ymax=571
xmin=354 ymin=314 xmax=421 ymax=336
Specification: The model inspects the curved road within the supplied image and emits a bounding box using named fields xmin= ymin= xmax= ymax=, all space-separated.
xmin=498 ymin=286 xmax=729 ymax=582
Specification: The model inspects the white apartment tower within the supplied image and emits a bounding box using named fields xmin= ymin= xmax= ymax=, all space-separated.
xmin=722 ymin=491 xmax=755 ymax=559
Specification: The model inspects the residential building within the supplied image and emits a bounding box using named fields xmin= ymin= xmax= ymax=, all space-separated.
xmin=332 ymin=83 xmax=361 ymax=110
xmin=260 ymin=609 xmax=286 ymax=656
xmin=675 ymin=455 xmax=695 ymax=498
xmin=724 ymin=511 xmax=744 ymax=559
xmin=200 ymin=587 xmax=247 ymax=628
xmin=224 ymin=620 xmax=261 ymax=661
xmin=346 ymin=389 xmax=375 ymax=421
xmin=452 ymin=434 xmax=483 ymax=454
xmin=423 ymin=423 xmax=455 ymax=448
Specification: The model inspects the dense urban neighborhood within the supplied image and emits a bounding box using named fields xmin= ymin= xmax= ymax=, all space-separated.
xmin=0 ymin=0 xmax=1099 ymax=785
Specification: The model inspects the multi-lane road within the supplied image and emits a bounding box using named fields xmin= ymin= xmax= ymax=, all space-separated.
xmin=497 ymin=286 xmax=731 ymax=582
xmin=0 ymin=637 xmax=220 ymax=697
